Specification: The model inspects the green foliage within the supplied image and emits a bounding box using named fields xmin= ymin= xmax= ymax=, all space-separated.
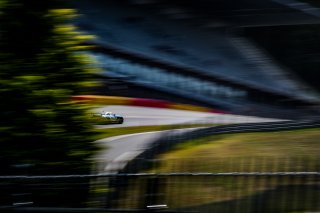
xmin=0 ymin=0 xmax=99 ymax=175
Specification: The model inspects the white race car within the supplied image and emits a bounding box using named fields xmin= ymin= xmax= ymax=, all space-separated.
xmin=92 ymin=111 xmax=124 ymax=124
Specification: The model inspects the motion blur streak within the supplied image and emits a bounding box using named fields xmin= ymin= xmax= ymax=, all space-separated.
xmin=72 ymin=95 xmax=226 ymax=113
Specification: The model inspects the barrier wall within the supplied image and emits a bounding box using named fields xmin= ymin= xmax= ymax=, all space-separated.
xmin=72 ymin=95 xmax=226 ymax=114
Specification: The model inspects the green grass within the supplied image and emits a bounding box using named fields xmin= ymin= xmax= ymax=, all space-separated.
xmin=90 ymin=118 xmax=320 ymax=209
xmin=154 ymin=128 xmax=320 ymax=173
xmin=135 ymin=128 xmax=320 ymax=208
xmin=93 ymin=123 xmax=216 ymax=140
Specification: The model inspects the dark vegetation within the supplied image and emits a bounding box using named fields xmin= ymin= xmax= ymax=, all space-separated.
xmin=245 ymin=24 xmax=320 ymax=93
xmin=0 ymin=0 xmax=98 ymax=207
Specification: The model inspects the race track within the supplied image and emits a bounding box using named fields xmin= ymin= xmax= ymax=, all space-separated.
xmin=94 ymin=105 xmax=285 ymax=173
xmin=94 ymin=105 xmax=284 ymax=128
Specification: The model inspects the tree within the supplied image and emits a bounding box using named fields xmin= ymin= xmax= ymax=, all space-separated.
xmin=0 ymin=0 xmax=100 ymax=203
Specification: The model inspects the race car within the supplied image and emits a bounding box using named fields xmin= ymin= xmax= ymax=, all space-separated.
xmin=91 ymin=111 xmax=124 ymax=124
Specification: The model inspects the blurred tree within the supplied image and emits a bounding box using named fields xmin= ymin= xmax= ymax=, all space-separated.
xmin=0 ymin=0 xmax=99 ymax=176
xmin=0 ymin=0 xmax=101 ymax=207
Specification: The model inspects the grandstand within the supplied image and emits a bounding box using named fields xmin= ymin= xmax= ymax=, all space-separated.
xmin=73 ymin=0 xmax=320 ymax=119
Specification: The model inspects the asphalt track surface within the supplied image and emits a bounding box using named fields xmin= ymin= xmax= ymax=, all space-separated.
xmin=93 ymin=105 xmax=284 ymax=172
xmin=95 ymin=128 xmax=200 ymax=172
xmin=94 ymin=105 xmax=283 ymax=128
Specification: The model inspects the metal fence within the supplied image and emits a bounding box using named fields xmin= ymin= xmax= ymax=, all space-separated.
xmin=0 ymin=170 xmax=319 ymax=213
xmin=118 ymin=175 xmax=320 ymax=213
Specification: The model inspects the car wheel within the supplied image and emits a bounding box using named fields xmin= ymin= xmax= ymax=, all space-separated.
xmin=118 ymin=118 xmax=124 ymax=124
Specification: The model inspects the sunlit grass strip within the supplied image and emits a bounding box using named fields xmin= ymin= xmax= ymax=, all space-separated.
xmin=137 ymin=128 xmax=320 ymax=208
xmin=153 ymin=128 xmax=320 ymax=171
xmin=93 ymin=123 xmax=216 ymax=140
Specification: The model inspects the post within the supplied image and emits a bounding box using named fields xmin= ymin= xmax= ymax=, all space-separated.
xmin=144 ymin=176 xmax=168 ymax=211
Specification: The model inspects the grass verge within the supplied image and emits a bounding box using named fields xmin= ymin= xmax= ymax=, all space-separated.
xmin=93 ymin=123 xmax=216 ymax=140
xmin=155 ymin=127 xmax=320 ymax=172
xmin=130 ymin=128 xmax=320 ymax=208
